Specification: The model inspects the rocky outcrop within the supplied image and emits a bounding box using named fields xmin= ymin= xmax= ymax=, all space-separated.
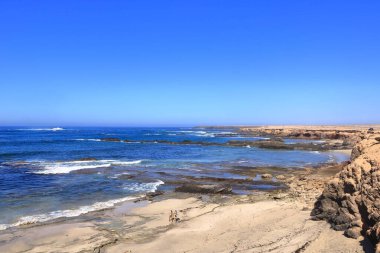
xmin=238 ymin=126 xmax=364 ymax=146
xmin=261 ymin=173 xmax=273 ymax=179
xmin=124 ymin=139 xmax=351 ymax=151
xmin=226 ymin=139 xmax=350 ymax=150
xmin=312 ymin=133 xmax=380 ymax=251
xmin=100 ymin=138 xmax=121 ymax=142
xmin=175 ymin=184 xmax=233 ymax=194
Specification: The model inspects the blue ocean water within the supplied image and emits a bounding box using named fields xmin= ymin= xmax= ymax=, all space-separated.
xmin=0 ymin=127 xmax=349 ymax=229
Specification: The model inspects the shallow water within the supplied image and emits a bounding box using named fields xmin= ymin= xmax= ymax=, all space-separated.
xmin=0 ymin=127 xmax=349 ymax=229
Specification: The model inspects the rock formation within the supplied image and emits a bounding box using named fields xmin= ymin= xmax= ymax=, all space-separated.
xmin=175 ymin=184 xmax=233 ymax=194
xmin=125 ymin=138 xmax=350 ymax=151
xmin=238 ymin=126 xmax=364 ymax=146
xmin=312 ymin=133 xmax=380 ymax=251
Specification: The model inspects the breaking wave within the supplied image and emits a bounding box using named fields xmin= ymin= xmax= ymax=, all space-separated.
xmin=124 ymin=180 xmax=164 ymax=193
xmin=74 ymin=138 xmax=101 ymax=142
xmin=167 ymin=130 xmax=216 ymax=137
xmin=0 ymin=179 xmax=164 ymax=231
xmin=17 ymin=127 xmax=65 ymax=131
xmin=0 ymin=195 xmax=139 ymax=231
xmin=29 ymin=159 xmax=143 ymax=174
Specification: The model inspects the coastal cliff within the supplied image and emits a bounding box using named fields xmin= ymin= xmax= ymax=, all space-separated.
xmin=312 ymin=132 xmax=380 ymax=251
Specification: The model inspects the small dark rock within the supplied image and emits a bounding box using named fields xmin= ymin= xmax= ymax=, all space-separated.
xmin=100 ymin=138 xmax=121 ymax=142
xmin=146 ymin=190 xmax=164 ymax=198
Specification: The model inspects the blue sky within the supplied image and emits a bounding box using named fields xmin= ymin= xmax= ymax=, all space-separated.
xmin=0 ymin=0 xmax=379 ymax=126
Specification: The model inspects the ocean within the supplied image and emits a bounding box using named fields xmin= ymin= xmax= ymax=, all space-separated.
xmin=0 ymin=127 xmax=349 ymax=230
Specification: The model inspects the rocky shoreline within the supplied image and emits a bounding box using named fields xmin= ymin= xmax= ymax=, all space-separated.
xmin=312 ymin=132 xmax=380 ymax=251
xmin=1 ymin=161 xmax=365 ymax=253
xmin=1 ymin=125 xmax=379 ymax=252
xmin=238 ymin=126 xmax=362 ymax=142
xmin=235 ymin=125 xmax=380 ymax=251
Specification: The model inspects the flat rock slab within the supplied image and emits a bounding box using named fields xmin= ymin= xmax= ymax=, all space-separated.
xmin=175 ymin=184 xmax=233 ymax=194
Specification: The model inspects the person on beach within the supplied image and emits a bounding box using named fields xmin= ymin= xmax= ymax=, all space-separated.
xmin=169 ymin=210 xmax=174 ymax=223
xmin=169 ymin=210 xmax=180 ymax=223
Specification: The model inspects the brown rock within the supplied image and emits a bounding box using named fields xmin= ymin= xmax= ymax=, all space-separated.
xmin=345 ymin=227 xmax=362 ymax=239
xmin=100 ymin=138 xmax=121 ymax=142
xmin=175 ymin=184 xmax=232 ymax=194
xmin=261 ymin=173 xmax=273 ymax=179
xmin=312 ymin=133 xmax=380 ymax=250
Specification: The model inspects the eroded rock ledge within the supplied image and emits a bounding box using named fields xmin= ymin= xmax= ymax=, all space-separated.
xmin=238 ymin=126 xmax=365 ymax=145
xmin=312 ymin=133 xmax=380 ymax=251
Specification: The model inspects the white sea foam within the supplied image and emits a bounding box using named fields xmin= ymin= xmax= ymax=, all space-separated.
xmin=195 ymin=133 xmax=215 ymax=137
xmin=18 ymin=127 xmax=65 ymax=131
xmin=327 ymin=154 xmax=336 ymax=163
xmin=111 ymin=160 xmax=142 ymax=165
xmin=0 ymin=195 xmax=140 ymax=231
xmin=187 ymin=130 xmax=239 ymax=137
xmin=172 ymin=130 xmax=206 ymax=133
xmin=35 ymin=162 xmax=112 ymax=174
xmin=74 ymin=138 xmax=101 ymax=142
xmin=109 ymin=172 xmax=130 ymax=179
xmin=125 ymin=180 xmax=164 ymax=193
xmin=177 ymin=167 xmax=202 ymax=172
xmin=32 ymin=160 xmax=143 ymax=174
xmin=168 ymin=130 xmax=215 ymax=137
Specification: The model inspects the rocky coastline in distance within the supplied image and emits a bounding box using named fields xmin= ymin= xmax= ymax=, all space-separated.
xmin=100 ymin=125 xmax=367 ymax=151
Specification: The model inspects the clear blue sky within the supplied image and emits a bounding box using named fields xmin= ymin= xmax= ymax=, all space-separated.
xmin=0 ymin=0 xmax=379 ymax=126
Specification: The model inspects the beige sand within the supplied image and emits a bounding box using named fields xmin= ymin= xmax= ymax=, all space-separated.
xmin=0 ymin=195 xmax=366 ymax=253
xmin=106 ymin=198 xmax=365 ymax=253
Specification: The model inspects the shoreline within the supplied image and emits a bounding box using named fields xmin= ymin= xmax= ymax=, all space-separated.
xmin=0 ymin=161 xmax=370 ymax=253
xmin=0 ymin=149 xmax=350 ymax=233
xmin=1 ymin=125 xmax=377 ymax=252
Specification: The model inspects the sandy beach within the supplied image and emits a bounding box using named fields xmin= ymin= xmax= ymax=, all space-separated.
xmin=0 ymin=189 xmax=368 ymax=253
